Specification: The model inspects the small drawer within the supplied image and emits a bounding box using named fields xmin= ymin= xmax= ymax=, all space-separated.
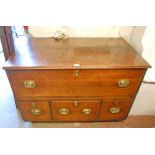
xmin=18 ymin=101 xmax=51 ymax=122
xmin=51 ymin=100 xmax=101 ymax=121
xmin=99 ymin=100 xmax=133 ymax=121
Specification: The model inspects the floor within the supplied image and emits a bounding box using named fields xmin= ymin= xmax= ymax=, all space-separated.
xmin=0 ymin=76 xmax=155 ymax=128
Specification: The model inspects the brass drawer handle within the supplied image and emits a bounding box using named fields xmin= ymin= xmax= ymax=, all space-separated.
xmin=31 ymin=108 xmax=42 ymax=116
xmin=118 ymin=79 xmax=129 ymax=88
xmin=24 ymin=80 xmax=36 ymax=89
xmin=110 ymin=107 xmax=120 ymax=114
xmin=82 ymin=108 xmax=92 ymax=115
xmin=59 ymin=108 xmax=70 ymax=115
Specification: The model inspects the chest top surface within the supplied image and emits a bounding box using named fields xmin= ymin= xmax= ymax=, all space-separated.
xmin=3 ymin=37 xmax=150 ymax=70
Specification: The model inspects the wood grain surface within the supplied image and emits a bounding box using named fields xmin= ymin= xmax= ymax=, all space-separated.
xmin=3 ymin=38 xmax=150 ymax=70
xmin=7 ymin=69 xmax=146 ymax=99
xmin=18 ymin=101 xmax=51 ymax=122
xmin=52 ymin=100 xmax=101 ymax=121
xmin=100 ymin=99 xmax=133 ymax=121
xmin=3 ymin=38 xmax=150 ymax=122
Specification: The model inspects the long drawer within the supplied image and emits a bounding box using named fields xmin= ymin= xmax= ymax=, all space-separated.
xmin=8 ymin=69 xmax=145 ymax=99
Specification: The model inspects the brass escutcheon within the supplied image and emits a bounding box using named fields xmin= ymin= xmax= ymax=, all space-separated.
xmin=114 ymin=100 xmax=119 ymax=105
xmin=31 ymin=108 xmax=42 ymax=116
xmin=82 ymin=108 xmax=92 ymax=115
xmin=32 ymin=102 xmax=36 ymax=107
xmin=59 ymin=108 xmax=70 ymax=115
xmin=24 ymin=80 xmax=36 ymax=89
xmin=117 ymin=79 xmax=129 ymax=88
xmin=73 ymin=101 xmax=79 ymax=106
xmin=109 ymin=107 xmax=120 ymax=114
xmin=75 ymin=70 xmax=80 ymax=77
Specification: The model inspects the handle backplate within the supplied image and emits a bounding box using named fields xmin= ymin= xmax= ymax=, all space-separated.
xmin=82 ymin=108 xmax=92 ymax=115
xmin=24 ymin=80 xmax=36 ymax=89
xmin=31 ymin=108 xmax=42 ymax=116
xmin=118 ymin=79 xmax=129 ymax=88
xmin=59 ymin=108 xmax=70 ymax=115
xmin=109 ymin=107 xmax=120 ymax=114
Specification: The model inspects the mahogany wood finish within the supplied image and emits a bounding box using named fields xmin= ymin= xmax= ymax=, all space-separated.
xmin=18 ymin=101 xmax=51 ymax=122
xmin=100 ymin=100 xmax=133 ymax=121
xmin=4 ymin=27 xmax=15 ymax=55
xmin=8 ymin=69 xmax=145 ymax=99
xmin=4 ymin=38 xmax=150 ymax=70
xmin=3 ymin=38 xmax=150 ymax=122
xmin=52 ymin=100 xmax=101 ymax=121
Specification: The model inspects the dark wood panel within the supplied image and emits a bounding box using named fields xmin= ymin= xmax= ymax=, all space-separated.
xmin=0 ymin=26 xmax=12 ymax=60
xmin=52 ymin=100 xmax=101 ymax=121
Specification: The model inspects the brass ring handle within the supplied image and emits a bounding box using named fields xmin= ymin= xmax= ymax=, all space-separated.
xmin=82 ymin=108 xmax=92 ymax=115
xmin=31 ymin=108 xmax=42 ymax=116
xmin=117 ymin=79 xmax=129 ymax=88
xmin=109 ymin=107 xmax=120 ymax=114
xmin=24 ymin=80 xmax=36 ymax=89
xmin=59 ymin=108 xmax=70 ymax=115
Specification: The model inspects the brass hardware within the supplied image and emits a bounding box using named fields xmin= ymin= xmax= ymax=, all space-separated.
xmin=82 ymin=108 xmax=92 ymax=115
xmin=31 ymin=108 xmax=42 ymax=116
xmin=32 ymin=102 xmax=36 ymax=107
xmin=114 ymin=100 xmax=119 ymax=105
xmin=24 ymin=80 xmax=36 ymax=89
xmin=73 ymin=101 xmax=79 ymax=106
xmin=110 ymin=107 xmax=120 ymax=114
xmin=75 ymin=70 xmax=80 ymax=77
xmin=118 ymin=79 xmax=129 ymax=88
xmin=59 ymin=108 xmax=70 ymax=115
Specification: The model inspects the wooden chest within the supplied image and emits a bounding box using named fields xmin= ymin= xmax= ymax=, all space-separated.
xmin=3 ymin=38 xmax=150 ymax=122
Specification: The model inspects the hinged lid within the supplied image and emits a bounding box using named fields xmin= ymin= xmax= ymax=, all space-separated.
xmin=3 ymin=38 xmax=151 ymax=70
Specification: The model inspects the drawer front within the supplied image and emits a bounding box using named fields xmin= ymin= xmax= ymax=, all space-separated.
xmin=18 ymin=101 xmax=51 ymax=122
xmin=8 ymin=69 xmax=145 ymax=98
xmin=51 ymin=100 xmax=101 ymax=121
xmin=99 ymin=100 xmax=133 ymax=121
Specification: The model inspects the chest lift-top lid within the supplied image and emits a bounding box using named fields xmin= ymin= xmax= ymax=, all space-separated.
xmin=3 ymin=38 xmax=151 ymax=70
